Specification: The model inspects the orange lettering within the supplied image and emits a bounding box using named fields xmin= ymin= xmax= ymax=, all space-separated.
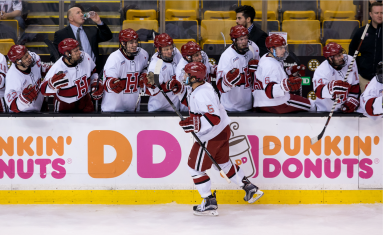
xmin=235 ymin=159 xmax=242 ymax=165
xmin=325 ymin=136 xmax=341 ymax=156
xmin=284 ymin=136 xmax=300 ymax=156
xmin=46 ymin=136 xmax=64 ymax=156
xmin=36 ymin=136 xmax=43 ymax=156
xmin=304 ymin=136 xmax=321 ymax=156
xmin=354 ymin=136 xmax=371 ymax=156
xmin=17 ymin=136 xmax=34 ymax=156
xmin=0 ymin=137 xmax=14 ymax=156
xmin=88 ymin=130 xmax=132 ymax=178
xmin=263 ymin=136 xmax=281 ymax=155
xmin=344 ymin=136 xmax=350 ymax=156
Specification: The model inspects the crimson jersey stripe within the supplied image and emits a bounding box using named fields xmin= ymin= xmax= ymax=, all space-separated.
xmin=193 ymin=175 xmax=210 ymax=185
xmin=315 ymin=84 xmax=326 ymax=99
xmin=204 ymin=113 xmax=220 ymax=126
xmin=10 ymin=98 xmax=20 ymax=113
xmin=365 ymin=98 xmax=380 ymax=116
xmin=265 ymin=82 xmax=277 ymax=99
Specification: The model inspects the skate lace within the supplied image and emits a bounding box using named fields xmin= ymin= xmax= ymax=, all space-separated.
xmin=199 ymin=198 xmax=206 ymax=211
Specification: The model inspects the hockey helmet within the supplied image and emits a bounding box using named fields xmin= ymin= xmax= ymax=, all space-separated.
xmin=181 ymin=41 xmax=201 ymax=62
xmin=229 ymin=25 xmax=249 ymax=40
xmin=154 ymin=33 xmax=173 ymax=49
xmin=377 ymin=61 xmax=383 ymax=84
xmin=7 ymin=45 xmax=28 ymax=63
xmin=58 ymin=38 xmax=80 ymax=55
xmin=119 ymin=28 xmax=140 ymax=57
xmin=265 ymin=34 xmax=289 ymax=61
xmin=323 ymin=42 xmax=347 ymax=70
xmin=184 ymin=62 xmax=206 ymax=85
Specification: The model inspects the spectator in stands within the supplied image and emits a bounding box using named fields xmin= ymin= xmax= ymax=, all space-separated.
xmin=235 ymin=5 xmax=268 ymax=57
xmin=0 ymin=0 xmax=25 ymax=30
xmin=52 ymin=5 xmax=113 ymax=73
xmin=349 ymin=2 xmax=382 ymax=92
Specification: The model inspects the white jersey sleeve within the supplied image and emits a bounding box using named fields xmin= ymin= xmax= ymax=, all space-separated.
xmin=360 ymin=77 xmax=383 ymax=117
xmin=0 ymin=53 xmax=7 ymax=90
xmin=249 ymin=40 xmax=260 ymax=60
xmin=312 ymin=62 xmax=333 ymax=99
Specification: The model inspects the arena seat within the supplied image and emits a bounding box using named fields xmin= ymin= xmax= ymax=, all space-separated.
xmin=0 ymin=20 xmax=19 ymax=40
xmin=122 ymin=20 xmax=158 ymax=32
xmin=322 ymin=20 xmax=359 ymax=43
xmin=165 ymin=0 xmax=198 ymax=20
xmin=280 ymin=0 xmax=318 ymax=20
xmin=204 ymin=11 xmax=236 ymax=20
xmin=242 ymin=0 xmax=278 ymax=20
xmin=282 ymin=20 xmax=320 ymax=43
xmin=320 ymin=0 xmax=356 ymax=21
xmin=126 ymin=10 xmax=157 ymax=20
xmin=325 ymin=39 xmax=351 ymax=54
xmin=165 ymin=20 xmax=198 ymax=41
xmin=0 ymin=40 xmax=15 ymax=55
xmin=283 ymin=11 xmax=316 ymax=20
xmin=200 ymin=20 xmax=236 ymax=47
xmin=202 ymin=1 xmax=239 ymax=11
xmin=254 ymin=20 xmax=280 ymax=33
xmin=288 ymin=43 xmax=322 ymax=56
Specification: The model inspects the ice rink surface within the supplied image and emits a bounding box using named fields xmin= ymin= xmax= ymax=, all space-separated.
xmin=0 ymin=204 xmax=381 ymax=235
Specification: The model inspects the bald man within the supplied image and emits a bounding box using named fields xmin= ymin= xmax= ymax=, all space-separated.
xmin=51 ymin=5 xmax=113 ymax=73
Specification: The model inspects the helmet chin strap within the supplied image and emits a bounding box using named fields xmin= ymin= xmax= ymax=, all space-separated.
xmin=121 ymin=42 xmax=138 ymax=58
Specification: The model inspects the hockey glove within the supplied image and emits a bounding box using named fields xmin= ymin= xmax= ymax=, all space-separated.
xmin=341 ymin=97 xmax=359 ymax=113
xmin=179 ymin=115 xmax=200 ymax=133
xmin=281 ymin=76 xmax=302 ymax=92
xmin=19 ymin=85 xmax=38 ymax=105
xmin=105 ymin=77 xmax=125 ymax=94
xmin=328 ymin=80 xmax=350 ymax=97
xmin=248 ymin=59 xmax=259 ymax=73
xmin=138 ymin=73 xmax=147 ymax=88
xmin=286 ymin=64 xmax=306 ymax=77
xmin=90 ymin=80 xmax=104 ymax=100
xmin=48 ymin=72 xmax=68 ymax=90
xmin=144 ymin=72 xmax=156 ymax=89
xmin=166 ymin=79 xmax=184 ymax=95
xmin=223 ymin=68 xmax=241 ymax=87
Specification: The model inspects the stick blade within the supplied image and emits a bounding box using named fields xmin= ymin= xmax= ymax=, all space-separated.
xmin=310 ymin=136 xmax=319 ymax=145
xmin=153 ymin=74 xmax=161 ymax=87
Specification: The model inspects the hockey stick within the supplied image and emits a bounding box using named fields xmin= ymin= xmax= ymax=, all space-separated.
xmin=95 ymin=70 xmax=103 ymax=113
xmin=288 ymin=51 xmax=303 ymax=96
xmin=311 ymin=23 xmax=370 ymax=145
xmin=44 ymin=39 xmax=60 ymax=62
xmin=153 ymin=60 xmax=231 ymax=184
xmin=220 ymin=32 xmax=226 ymax=49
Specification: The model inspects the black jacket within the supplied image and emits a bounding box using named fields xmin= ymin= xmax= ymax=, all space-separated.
xmin=51 ymin=23 xmax=113 ymax=73
xmin=349 ymin=24 xmax=382 ymax=80
xmin=248 ymin=23 xmax=268 ymax=57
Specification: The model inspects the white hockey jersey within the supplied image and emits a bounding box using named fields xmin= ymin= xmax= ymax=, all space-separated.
xmin=217 ymin=40 xmax=260 ymax=111
xmin=101 ymin=48 xmax=148 ymax=112
xmin=176 ymin=50 xmax=212 ymax=112
xmin=0 ymin=0 xmax=22 ymax=13
xmin=5 ymin=52 xmax=44 ymax=112
xmin=0 ymin=53 xmax=7 ymax=99
xmin=313 ymin=55 xmax=360 ymax=112
xmin=253 ymin=54 xmax=290 ymax=107
xmin=360 ymin=76 xmax=383 ymax=119
xmin=42 ymin=52 xmax=96 ymax=104
xmin=178 ymin=82 xmax=231 ymax=143
xmin=147 ymin=47 xmax=182 ymax=112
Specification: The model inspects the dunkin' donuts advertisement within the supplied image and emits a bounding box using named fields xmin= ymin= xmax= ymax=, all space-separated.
xmin=0 ymin=116 xmax=381 ymax=190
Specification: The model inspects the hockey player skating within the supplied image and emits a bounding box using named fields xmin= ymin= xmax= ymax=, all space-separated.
xmin=216 ymin=25 xmax=260 ymax=112
xmin=5 ymin=45 xmax=44 ymax=113
xmin=176 ymin=41 xmax=216 ymax=111
xmin=144 ymin=33 xmax=182 ymax=112
xmin=101 ymin=29 xmax=148 ymax=112
xmin=168 ymin=62 xmax=264 ymax=216
xmin=0 ymin=52 xmax=8 ymax=112
xmin=41 ymin=38 xmax=102 ymax=113
xmin=313 ymin=42 xmax=361 ymax=113
xmin=253 ymin=34 xmax=314 ymax=113
xmin=360 ymin=61 xmax=383 ymax=118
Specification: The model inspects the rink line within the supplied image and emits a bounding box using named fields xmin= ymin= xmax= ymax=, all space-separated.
xmin=0 ymin=190 xmax=381 ymax=204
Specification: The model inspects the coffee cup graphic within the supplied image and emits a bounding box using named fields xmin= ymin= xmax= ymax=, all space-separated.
xmin=228 ymin=122 xmax=257 ymax=178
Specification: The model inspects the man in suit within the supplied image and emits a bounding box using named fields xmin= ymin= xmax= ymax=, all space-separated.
xmin=235 ymin=5 xmax=268 ymax=57
xmin=51 ymin=5 xmax=113 ymax=72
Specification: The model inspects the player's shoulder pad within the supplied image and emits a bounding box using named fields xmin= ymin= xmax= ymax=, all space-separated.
xmin=194 ymin=83 xmax=215 ymax=101
xmin=314 ymin=60 xmax=332 ymax=78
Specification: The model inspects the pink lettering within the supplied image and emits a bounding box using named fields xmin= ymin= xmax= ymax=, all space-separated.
xmin=263 ymin=158 xmax=281 ymax=178
xmin=17 ymin=159 xmax=34 ymax=179
xmin=304 ymin=158 xmax=322 ymax=178
xmin=35 ymin=159 xmax=52 ymax=179
xmin=342 ymin=158 xmax=359 ymax=178
xmin=324 ymin=158 xmax=341 ymax=179
xmin=359 ymin=158 xmax=373 ymax=179
xmin=137 ymin=130 xmax=181 ymax=178
xmin=0 ymin=159 xmax=15 ymax=179
xmin=282 ymin=158 xmax=303 ymax=178
xmin=52 ymin=158 xmax=66 ymax=179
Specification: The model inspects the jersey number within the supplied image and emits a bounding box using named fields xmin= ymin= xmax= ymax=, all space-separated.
xmin=207 ymin=105 xmax=214 ymax=113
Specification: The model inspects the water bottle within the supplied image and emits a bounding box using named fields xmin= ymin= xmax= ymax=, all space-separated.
xmin=83 ymin=11 xmax=96 ymax=19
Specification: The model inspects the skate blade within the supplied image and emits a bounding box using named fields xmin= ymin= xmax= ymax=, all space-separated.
xmin=193 ymin=210 xmax=219 ymax=216
xmin=248 ymin=190 xmax=264 ymax=204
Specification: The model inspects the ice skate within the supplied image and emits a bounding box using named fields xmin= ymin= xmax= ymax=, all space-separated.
xmin=193 ymin=191 xmax=218 ymax=216
xmin=242 ymin=177 xmax=264 ymax=203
